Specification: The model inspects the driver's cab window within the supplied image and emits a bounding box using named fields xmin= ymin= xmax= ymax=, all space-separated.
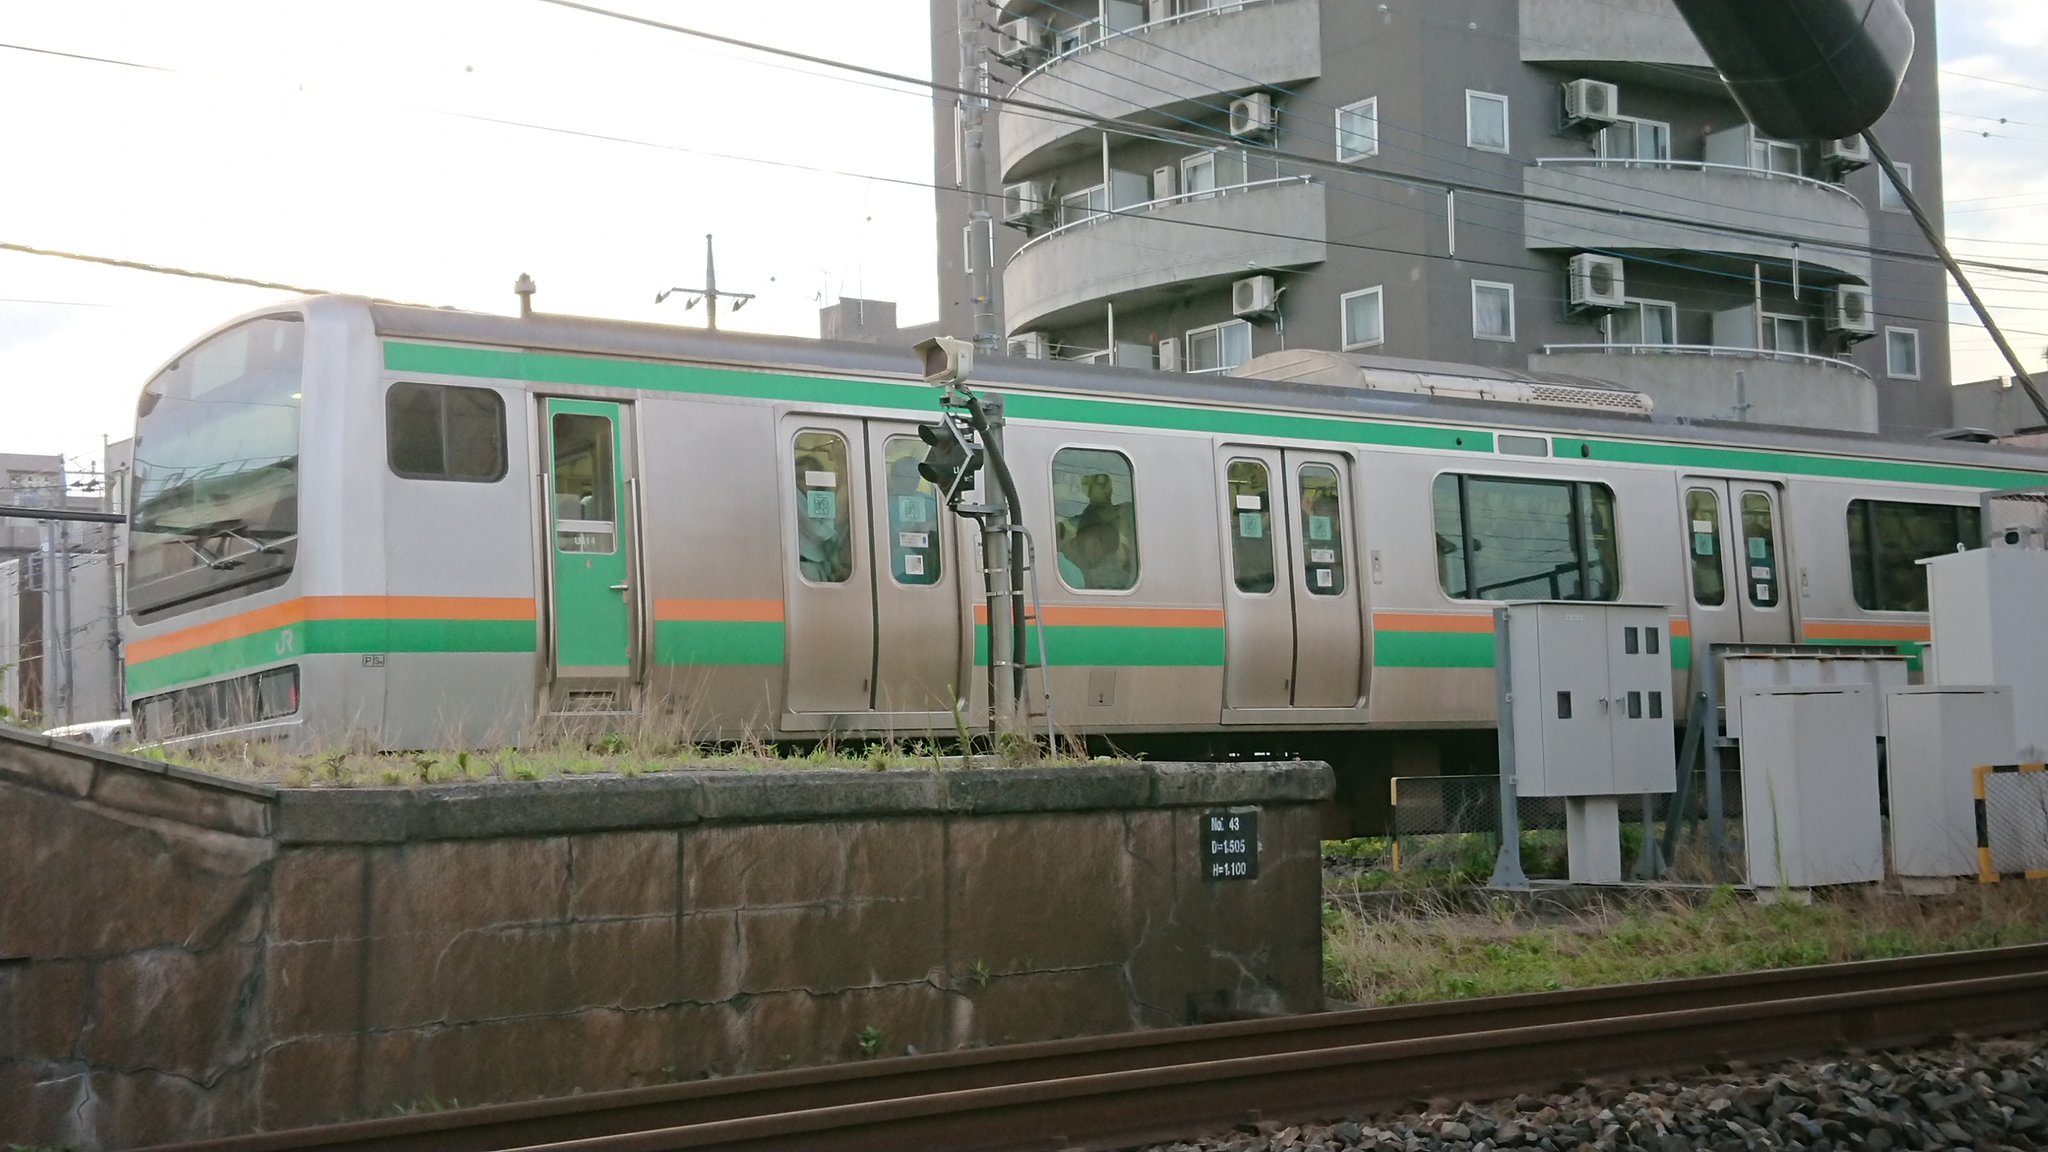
xmin=552 ymin=413 xmax=615 ymax=554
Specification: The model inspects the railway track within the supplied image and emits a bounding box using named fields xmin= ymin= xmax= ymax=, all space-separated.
xmin=155 ymin=944 xmax=2048 ymax=1152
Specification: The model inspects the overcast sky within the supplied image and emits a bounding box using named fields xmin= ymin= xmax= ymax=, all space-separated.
xmin=2 ymin=0 xmax=2045 ymax=473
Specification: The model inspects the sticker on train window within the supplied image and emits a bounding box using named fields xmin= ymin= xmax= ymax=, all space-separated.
xmin=1235 ymin=494 xmax=1262 ymax=511
xmin=1694 ymin=533 xmax=1714 ymax=556
xmin=1238 ymin=512 xmax=1264 ymax=539
xmin=1315 ymin=569 xmax=1334 ymax=588
xmin=805 ymin=470 xmax=838 ymax=489
xmin=805 ymin=491 xmax=836 ymax=519
xmin=904 ymin=555 xmax=925 ymax=576
xmin=1749 ymin=536 xmax=1769 ymax=559
xmin=897 ymin=495 xmax=933 ymax=524
xmin=1755 ymin=583 xmax=1772 ymax=601
xmin=1309 ymin=515 xmax=1333 ymax=541
xmin=900 ymin=531 xmax=929 ymax=548
xmin=1311 ymin=548 xmax=1336 ymax=565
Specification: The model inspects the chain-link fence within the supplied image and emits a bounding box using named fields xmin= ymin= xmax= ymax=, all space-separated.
xmin=1390 ymin=769 xmax=1748 ymax=883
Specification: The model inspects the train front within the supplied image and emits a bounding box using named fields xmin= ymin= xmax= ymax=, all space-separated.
xmin=122 ymin=304 xmax=338 ymax=746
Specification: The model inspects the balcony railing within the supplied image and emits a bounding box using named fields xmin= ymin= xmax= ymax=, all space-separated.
xmin=1542 ymin=343 xmax=1872 ymax=381
xmin=1013 ymin=0 xmax=1270 ymax=88
xmin=1532 ymin=157 xmax=1864 ymax=208
xmin=1009 ymin=175 xmax=1312 ymax=266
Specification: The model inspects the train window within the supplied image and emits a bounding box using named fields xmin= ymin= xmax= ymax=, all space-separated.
xmin=1226 ymin=460 xmax=1275 ymax=594
xmin=1432 ymin=473 xmax=1619 ymax=601
xmin=1054 ymin=448 xmax=1138 ymax=591
xmin=1846 ymin=499 xmax=1979 ymax=612
xmin=1686 ymin=489 xmax=1725 ymax=607
xmin=551 ymin=414 xmax=616 ymax=554
xmin=387 ymin=382 xmax=507 ymax=482
xmin=1741 ymin=493 xmax=1780 ymax=608
xmin=794 ymin=431 xmax=854 ymax=584
xmin=1298 ymin=463 xmax=1348 ymax=596
xmin=883 ymin=436 xmax=942 ymax=586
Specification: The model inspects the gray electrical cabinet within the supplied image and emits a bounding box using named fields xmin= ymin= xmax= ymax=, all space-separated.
xmin=1503 ymin=602 xmax=1677 ymax=798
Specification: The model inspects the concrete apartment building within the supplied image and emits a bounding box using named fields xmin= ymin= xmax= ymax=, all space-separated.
xmin=929 ymin=0 xmax=1955 ymax=434
xmin=0 ymin=446 xmax=129 ymax=726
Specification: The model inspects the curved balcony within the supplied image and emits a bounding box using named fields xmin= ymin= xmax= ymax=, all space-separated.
xmin=1524 ymin=159 xmax=1872 ymax=284
xmin=1531 ymin=344 xmax=1877 ymax=433
xmin=998 ymin=0 xmax=1321 ymax=182
xmin=1003 ymin=176 xmax=1326 ymax=332
xmin=1518 ymin=0 xmax=1712 ymax=75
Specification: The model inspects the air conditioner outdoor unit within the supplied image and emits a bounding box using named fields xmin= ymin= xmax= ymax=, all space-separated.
xmin=1157 ymin=337 xmax=1182 ymax=372
xmin=1009 ymin=331 xmax=1052 ymax=360
xmin=1563 ymin=78 xmax=1620 ymax=126
xmin=1827 ymin=285 xmax=1875 ymax=334
xmin=1822 ymin=135 xmax=1870 ymax=172
xmin=1147 ymin=0 xmax=1173 ymax=23
xmin=996 ymin=18 xmax=1042 ymax=63
xmin=1152 ymin=165 xmax=1177 ymax=201
xmin=1001 ymin=181 xmax=1049 ymax=227
xmin=1567 ymin=254 xmax=1626 ymax=311
xmin=1233 ymin=274 xmax=1278 ymax=317
xmin=1228 ymin=93 xmax=1276 ymax=139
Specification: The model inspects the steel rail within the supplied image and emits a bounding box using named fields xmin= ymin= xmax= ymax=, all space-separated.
xmin=150 ymin=943 xmax=2048 ymax=1152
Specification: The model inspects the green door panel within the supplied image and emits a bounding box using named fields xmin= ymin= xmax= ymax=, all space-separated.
xmin=547 ymin=398 xmax=631 ymax=671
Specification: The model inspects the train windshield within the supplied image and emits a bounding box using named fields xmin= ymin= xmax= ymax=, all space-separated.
xmin=128 ymin=315 xmax=303 ymax=617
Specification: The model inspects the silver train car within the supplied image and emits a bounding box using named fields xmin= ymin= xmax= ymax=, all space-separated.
xmin=121 ymin=297 xmax=2048 ymax=808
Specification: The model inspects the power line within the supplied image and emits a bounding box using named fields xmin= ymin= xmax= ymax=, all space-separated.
xmin=0 ymin=242 xmax=335 ymax=295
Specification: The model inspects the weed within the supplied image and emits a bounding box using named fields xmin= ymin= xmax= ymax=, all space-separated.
xmin=855 ymin=1025 xmax=886 ymax=1058
xmin=967 ymin=959 xmax=992 ymax=988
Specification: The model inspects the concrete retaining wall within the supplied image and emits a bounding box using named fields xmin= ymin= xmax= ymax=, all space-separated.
xmin=0 ymin=728 xmax=1331 ymax=1148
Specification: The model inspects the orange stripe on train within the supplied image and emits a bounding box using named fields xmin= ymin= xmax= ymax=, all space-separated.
xmin=652 ymin=599 xmax=786 ymax=623
xmin=1803 ymin=620 xmax=1931 ymax=642
xmin=126 ymin=596 xmax=536 ymax=664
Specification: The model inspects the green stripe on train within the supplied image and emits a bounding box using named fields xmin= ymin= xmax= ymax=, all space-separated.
xmin=1372 ymin=631 xmax=1692 ymax=671
xmin=126 ymin=619 xmax=536 ymax=696
xmin=385 ymin=341 xmax=2048 ymax=490
xmin=653 ymin=621 xmax=785 ymax=666
xmin=973 ymin=625 xmax=1225 ymax=667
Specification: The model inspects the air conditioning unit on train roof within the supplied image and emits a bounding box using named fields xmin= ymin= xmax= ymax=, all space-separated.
xmin=1233 ymin=274 xmax=1278 ymax=317
xmin=1229 ymin=92 xmax=1276 ymax=139
xmin=1827 ymin=285 xmax=1875 ymax=335
xmin=1562 ymin=78 xmax=1620 ymax=126
xmin=1567 ymin=253 xmax=1626 ymax=312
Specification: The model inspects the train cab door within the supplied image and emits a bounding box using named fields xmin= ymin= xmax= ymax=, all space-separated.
xmin=779 ymin=416 xmax=963 ymax=725
xmin=543 ymin=398 xmax=641 ymax=710
xmin=1217 ymin=446 xmax=1366 ymax=718
xmin=1677 ymin=478 xmax=1795 ymax=662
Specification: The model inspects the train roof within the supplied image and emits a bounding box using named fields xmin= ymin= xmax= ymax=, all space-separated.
xmin=341 ymin=297 xmax=2048 ymax=477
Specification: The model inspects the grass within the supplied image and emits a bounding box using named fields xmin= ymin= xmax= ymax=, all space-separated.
xmin=1323 ymin=882 xmax=2048 ymax=1005
xmin=128 ymin=724 xmax=1128 ymax=787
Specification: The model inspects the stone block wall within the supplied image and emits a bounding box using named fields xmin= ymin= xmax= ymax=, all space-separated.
xmin=0 ymin=728 xmax=1330 ymax=1148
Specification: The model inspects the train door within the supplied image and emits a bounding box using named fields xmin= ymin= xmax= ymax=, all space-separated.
xmin=1677 ymin=478 xmax=1794 ymax=657
xmin=543 ymin=398 xmax=640 ymax=708
xmin=1217 ymin=446 xmax=1365 ymax=716
xmin=780 ymin=416 xmax=962 ymax=721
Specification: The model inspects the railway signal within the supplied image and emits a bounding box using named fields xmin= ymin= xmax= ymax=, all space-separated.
xmin=916 ymin=416 xmax=983 ymax=509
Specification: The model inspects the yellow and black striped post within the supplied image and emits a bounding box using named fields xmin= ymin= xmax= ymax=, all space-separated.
xmin=1973 ymin=763 xmax=2048 ymax=883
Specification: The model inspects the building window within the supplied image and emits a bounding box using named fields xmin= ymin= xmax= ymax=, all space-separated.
xmin=1881 ymin=161 xmax=1914 ymax=212
xmin=1609 ymin=299 xmax=1676 ymax=346
xmin=1053 ymin=448 xmax=1138 ymax=591
xmin=387 ymin=382 xmax=507 ymax=483
xmin=1886 ymin=326 xmax=1921 ymax=380
xmin=1471 ymin=280 xmax=1515 ymax=341
xmin=1340 ymin=287 xmax=1384 ymax=350
xmin=1466 ymin=90 xmax=1509 ymax=152
xmin=1763 ymin=313 xmax=1808 ymax=355
xmin=1185 ymin=318 xmax=1252 ymax=374
xmin=1750 ymin=136 xmax=1802 ymax=176
xmin=1597 ymin=117 xmax=1671 ymax=165
xmin=1336 ymin=98 xmax=1379 ymax=162
xmin=1181 ymin=152 xmax=1218 ymax=200
xmin=1847 ymin=499 xmax=1979 ymax=612
xmin=1433 ymin=474 xmax=1620 ymax=602
xmin=1060 ymin=184 xmax=1107 ymax=226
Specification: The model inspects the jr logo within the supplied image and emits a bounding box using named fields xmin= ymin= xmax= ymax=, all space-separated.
xmin=275 ymin=628 xmax=298 ymax=656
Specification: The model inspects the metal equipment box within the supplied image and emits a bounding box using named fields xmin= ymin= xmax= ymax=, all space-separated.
xmin=1884 ymin=686 xmax=2016 ymax=880
xmin=1925 ymin=548 xmax=2048 ymax=757
xmin=1502 ymin=602 xmax=1676 ymax=798
xmin=1735 ymin=685 xmax=1883 ymax=889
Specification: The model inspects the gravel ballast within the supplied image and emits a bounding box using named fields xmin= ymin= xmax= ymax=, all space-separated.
xmin=1138 ymin=1033 xmax=2048 ymax=1152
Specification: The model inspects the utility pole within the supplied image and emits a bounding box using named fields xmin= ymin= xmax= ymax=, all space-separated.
xmin=957 ymin=0 xmax=1001 ymax=354
xmin=657 ymin=234 xmax=756 ymax=331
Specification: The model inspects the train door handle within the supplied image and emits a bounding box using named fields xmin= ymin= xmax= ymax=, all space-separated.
xmin=610 ymin=583 xmax=629 ymax=593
